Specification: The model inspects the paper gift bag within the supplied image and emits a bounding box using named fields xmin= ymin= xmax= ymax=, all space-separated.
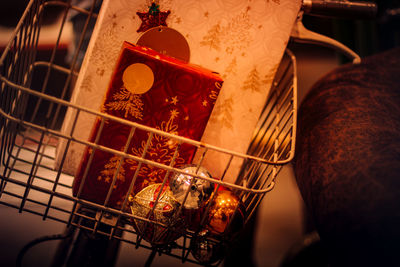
xmin=57 ymin=0 xmax=301 ymax=185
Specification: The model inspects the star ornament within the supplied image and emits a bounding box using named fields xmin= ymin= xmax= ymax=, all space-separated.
xmin=171 ymin=96 xmax=178 ymax=105
xmin=136 ymin=3 xmax=171 ymax=33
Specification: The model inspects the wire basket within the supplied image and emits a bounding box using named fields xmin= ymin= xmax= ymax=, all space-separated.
xmin=0 ymin=0 xmax=297 ymax=265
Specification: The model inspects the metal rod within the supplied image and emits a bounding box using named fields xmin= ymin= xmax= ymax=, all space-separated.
xmin=302 ymin=0 xmax=377 ymax=19
xmin=18 ymin=128 xmax=46 ymax=212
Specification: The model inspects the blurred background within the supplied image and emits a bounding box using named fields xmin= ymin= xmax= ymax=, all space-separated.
xmin=0 ymin=1 xmax=399 ymax=266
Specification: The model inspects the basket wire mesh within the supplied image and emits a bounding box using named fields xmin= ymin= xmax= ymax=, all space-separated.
xmin=0 ymin=0 xmax=297 ymax=264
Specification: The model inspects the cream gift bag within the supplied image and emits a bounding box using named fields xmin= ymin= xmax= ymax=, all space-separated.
xmin=56 ymin=0 xmax=301 ymax=183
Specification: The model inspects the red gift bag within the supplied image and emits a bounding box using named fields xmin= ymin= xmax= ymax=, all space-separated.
xmin=73 ymin=42 xmax=223 ymax=209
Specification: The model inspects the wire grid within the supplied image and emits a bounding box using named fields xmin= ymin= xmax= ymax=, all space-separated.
xmin=0 ymin=0 xmax=297 ymax=264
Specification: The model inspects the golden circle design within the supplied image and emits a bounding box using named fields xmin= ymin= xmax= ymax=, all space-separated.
xmin=122 ymin=63 xmax=154 ymax=94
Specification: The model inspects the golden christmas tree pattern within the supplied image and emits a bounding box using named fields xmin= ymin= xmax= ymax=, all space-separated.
xmin=105 ymin=87 xmax=144 ymax=119
xmin=105 ymin=63 xmax=155 ymax=119
xmin=126 ymin=108 xmax=185 ymax=190
xmin=97 ymin=155 xmax=126 ymax=187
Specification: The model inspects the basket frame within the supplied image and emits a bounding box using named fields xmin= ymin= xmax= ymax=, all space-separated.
xmin=0 ymin=0 xmax=297 ymax=264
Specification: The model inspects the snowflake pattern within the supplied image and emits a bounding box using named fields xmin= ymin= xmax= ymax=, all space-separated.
xmin=200 ymin=9 xmax=252 ymax=55
xmin=90 ymin=19 xmax=121 ymax=78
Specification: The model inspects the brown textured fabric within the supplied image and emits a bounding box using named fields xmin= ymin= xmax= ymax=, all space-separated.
xmin=294 ymin=47 xmax=400 ymax=266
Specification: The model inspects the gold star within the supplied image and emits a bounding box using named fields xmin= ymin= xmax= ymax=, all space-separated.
xmin=96 ymin=68 xmax=104 ymax=76
xmin=170 ymin=109 xmax=179 ymax=119
xmin=202 ymin=100 xmax=208 ymax=107
xmin=167 ymin=139 xmax=177 ymax=149
xmin=165 ymin=98 xmax=169 ymax=102
xmin=226 ymin=47 xmax=234 ymax=55
xmin=184 ymin=116 xmax=189 ymax=121
xmin=171 ymin=96 xmax=178 ymax=105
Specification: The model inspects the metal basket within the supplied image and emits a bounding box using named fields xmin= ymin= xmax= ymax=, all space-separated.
xmin=0 ymin=0 xmax=297 ymax=265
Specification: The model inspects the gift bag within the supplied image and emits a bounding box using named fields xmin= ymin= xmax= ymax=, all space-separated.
xmin=73 ymin=41 xmax=223 ymax=208
xmin=57 ymin=0 xmax=301 ymax=185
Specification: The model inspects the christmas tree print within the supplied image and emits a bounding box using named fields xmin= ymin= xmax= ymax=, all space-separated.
xmin=105 ymin=87 xmax=144 ymax=119
xmin=126 ymin=109 xmax=185 ymax=189
xmin=224 ymin=57 xmax=238 ymax=78
xmin=262 ymin=65 xmax=278 ymax=86
xmin=81 ymin=73 xmax=94 ymax=92
xmin=98 ymin=155 xmax=126 ymax=188
xmin=200 ymin=24 xmax=222 ymax=51
xmin=210 ymin=96 xmax=234 ymax=129
xmin=241 ymin=67 xmax=262 ymax=93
